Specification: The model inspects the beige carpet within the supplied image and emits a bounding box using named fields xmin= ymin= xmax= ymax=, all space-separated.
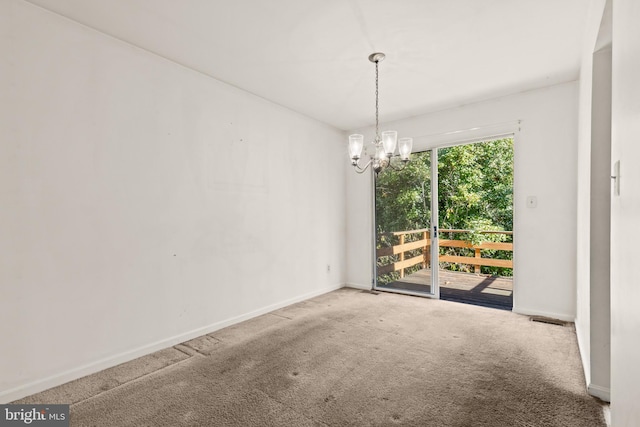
xmin=16 ymin=288 xmax=606 ymax=426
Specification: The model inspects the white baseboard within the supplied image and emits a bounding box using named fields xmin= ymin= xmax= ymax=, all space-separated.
xmin=512 ymin=305 xmax=575 ymax=322
xmin=0 ymin=283 xmax=343 ymax=404
xmin=588 ymin=383 xmax=611 ymax=402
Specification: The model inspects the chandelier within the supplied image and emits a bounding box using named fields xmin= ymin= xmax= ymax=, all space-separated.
xmin=348 ymin=52 xmax=413 ymax=174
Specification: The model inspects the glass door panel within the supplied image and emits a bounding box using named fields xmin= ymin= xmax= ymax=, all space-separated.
xmin=374 ymin=151 xmax=437 ymax=297
xmin=436 ymin=139 xmax=514 ymax=309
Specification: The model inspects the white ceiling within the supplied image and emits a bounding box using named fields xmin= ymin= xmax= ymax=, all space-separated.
xmin=25 ymin=0 xmax=590 ymax=131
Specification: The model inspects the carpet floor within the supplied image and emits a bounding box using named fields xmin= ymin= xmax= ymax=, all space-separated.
xmin=16 ymin=288 xmax=606 ymax=426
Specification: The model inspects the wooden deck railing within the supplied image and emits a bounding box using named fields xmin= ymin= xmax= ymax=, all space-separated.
xmin=377 ymin=228 xmax=513 ymax=277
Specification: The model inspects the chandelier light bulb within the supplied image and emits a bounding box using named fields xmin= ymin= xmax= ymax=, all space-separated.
xmin=398 ymin=137 xmax=413 ymax=161
xmin=348 ymin=134 xmax=364 ymax=161
xmin=381 ymin=130 xmax=398 ymax=156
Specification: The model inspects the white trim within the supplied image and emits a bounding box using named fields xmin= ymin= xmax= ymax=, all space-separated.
xmin=0 ymin=283 xmax=343 ymax=403
xmin=588 ymin=383 xmax=611 ymax=402
xmin=574 ymin=320 xmax=592 ymax=386
xmin=375 ymin=287 xmax=439 ymax=300
xmin=411 ymin=120 xmax=521 ymax=152
xmin=430 ymin=148 xmax=440 ymax=299
xmin=512 ymin=306 xmax=576 ymax=322
xmin=370 ymin=169 xmax=377 ymax=291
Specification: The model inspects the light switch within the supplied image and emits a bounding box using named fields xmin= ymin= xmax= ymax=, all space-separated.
xmin=612 ymin=160 xmax=620 ymax=196
xmin=527 ymin=196 xmax=537 ymax=208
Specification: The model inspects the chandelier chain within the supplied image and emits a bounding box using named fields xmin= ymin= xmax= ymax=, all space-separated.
xmin=375 ymin=59 xmax=379 ymax=142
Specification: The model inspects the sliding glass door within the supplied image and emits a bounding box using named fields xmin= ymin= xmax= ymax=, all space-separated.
xmin=374 ymin=138 xmax=514 ymax=309
xmin=374 ymin=150 xmax=439 ymax=297
xmin=435 ymin=139 xmax=514 ymax=309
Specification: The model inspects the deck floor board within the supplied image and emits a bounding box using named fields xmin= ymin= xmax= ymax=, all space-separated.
xmin=378 ymin=268 xmax=513 ymax=310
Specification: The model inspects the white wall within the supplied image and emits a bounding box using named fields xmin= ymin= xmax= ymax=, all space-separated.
xmin=575 ymin=43 xmax=593 ymax=394
xmin=610 ymin=0 xmax=640 ymax=424
xmin=346 ymin=82 xmax=579 ymax=321
xmin=589 ymin=45 xmax=612 ymax=401
xmin=575 ymin=0 xmax=605 ymax=391
xmin=575 ymin=0 xmax=612 ymax=402
xmin=0 ymin=0 xmax=346 ymax=402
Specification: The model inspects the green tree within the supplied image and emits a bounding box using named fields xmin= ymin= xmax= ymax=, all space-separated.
xmin=438 ymin=139 xmax=513 ymax=232
xmin=375 ymin=151 xmax=431 ymax=233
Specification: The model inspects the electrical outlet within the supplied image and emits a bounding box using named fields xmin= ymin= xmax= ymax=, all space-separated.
xmin=326 ymin=264 xmax=331 ymax=272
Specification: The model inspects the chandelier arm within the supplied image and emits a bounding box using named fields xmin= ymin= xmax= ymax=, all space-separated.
xmin=386 ymin=157 xmax=410 ymax=172
xmin=352 ymin=158 xmax=373 ymax=174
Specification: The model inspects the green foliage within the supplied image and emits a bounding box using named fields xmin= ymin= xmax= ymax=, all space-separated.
xmin=375 ymin=138 xmax=514 ymax=280
xmin=375 ymin=151 xmax=432 ymax=233
xmin=437 ymin=139 xmax=513 ymax=232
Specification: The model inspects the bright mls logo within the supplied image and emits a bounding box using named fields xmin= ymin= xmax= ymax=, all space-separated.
xmin=0 ymin=405 xmax=69 ymax=426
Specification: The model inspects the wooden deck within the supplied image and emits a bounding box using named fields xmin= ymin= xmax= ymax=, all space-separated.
xmin=377 ymin=268 xmax=513 ymax=310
